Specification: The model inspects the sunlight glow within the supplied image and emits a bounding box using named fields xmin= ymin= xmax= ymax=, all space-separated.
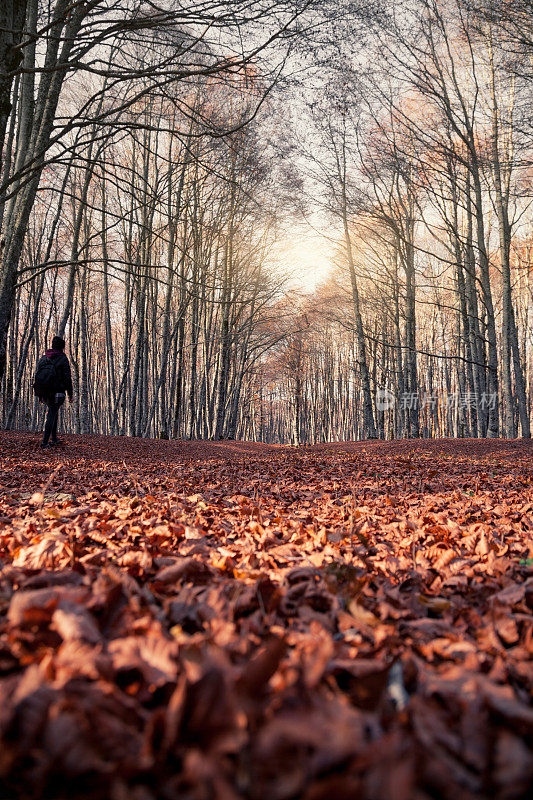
xmin=278 ymin=229 xmax=335 ymax=292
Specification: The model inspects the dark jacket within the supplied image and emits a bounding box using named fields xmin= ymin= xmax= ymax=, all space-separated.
xmin=43 ymin=348 xmax=73 ymax=400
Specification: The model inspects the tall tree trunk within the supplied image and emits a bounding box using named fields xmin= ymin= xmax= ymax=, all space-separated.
xmin=337 ymin=128 xmax=377 ymax=439
xmin=0 ymin=0 xmax=87 ymax=382
xmin=489 ymin=49 xmax=530 ymax=437
xmin=470 ymin=152 xmax=500 ymax=437
xmin=0 ymin=0 xmax=27 ymax=177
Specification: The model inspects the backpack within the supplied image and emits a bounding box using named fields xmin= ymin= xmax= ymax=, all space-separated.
xmin=33 ymin=357 xmax=58 ymax=400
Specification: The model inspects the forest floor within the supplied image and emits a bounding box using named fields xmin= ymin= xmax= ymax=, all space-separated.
xmin=0 ymin=432 xmax=532 ymax=799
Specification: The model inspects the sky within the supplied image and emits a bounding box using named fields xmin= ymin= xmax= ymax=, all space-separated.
xmin=281 ymin=228 xmax=335 ymax=291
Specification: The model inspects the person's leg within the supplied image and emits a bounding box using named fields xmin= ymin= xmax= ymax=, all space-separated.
xmin=51 ymin=395 xmax=65 ymax=443
xmin=42 ymin=402 xmax=58 ymax=446
xmin=51 ymin=412 xmax=58 ymax=443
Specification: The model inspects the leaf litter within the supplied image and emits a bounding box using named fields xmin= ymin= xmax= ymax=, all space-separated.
xmin=0 ymin=432 xmax=532 ymax=799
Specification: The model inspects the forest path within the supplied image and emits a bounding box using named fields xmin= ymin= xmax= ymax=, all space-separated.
xmin=0 ymin=433 xmax=532 ymax=798
xmin=1 ymin=432 xmax=533 ymax=499
xmin=2 ymin=428 xmax=533 ymax=466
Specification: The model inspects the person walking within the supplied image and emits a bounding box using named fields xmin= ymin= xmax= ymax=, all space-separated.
xmin=33 ymin=336 xmax=73 ymax=448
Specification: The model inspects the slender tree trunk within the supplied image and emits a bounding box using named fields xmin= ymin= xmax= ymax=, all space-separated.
xmin=0 ymin=0 xmax=27 ymax=177
xmin=0 ymin=1 xmax=87 ymax=382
